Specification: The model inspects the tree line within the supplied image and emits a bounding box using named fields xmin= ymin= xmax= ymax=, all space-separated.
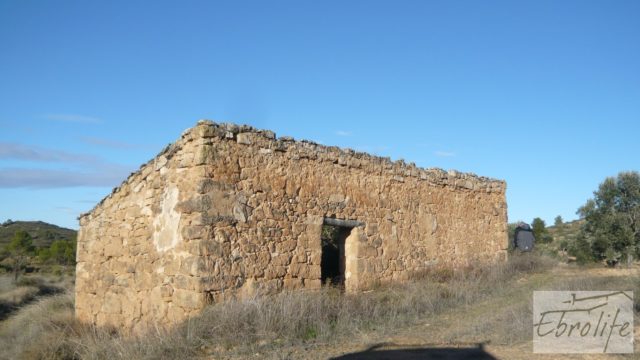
xmin=522 ymin=171 xmax=640 ymax=265
xmin=0 ymin=230 xmax=76 ymax=282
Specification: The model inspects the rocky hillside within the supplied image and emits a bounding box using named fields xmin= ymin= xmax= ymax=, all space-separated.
xmin=0 ymin=221 xmax=76 ymax=249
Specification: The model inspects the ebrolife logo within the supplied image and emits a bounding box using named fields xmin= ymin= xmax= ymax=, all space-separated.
xmin=533 ymin=291 xmax=634 ymax=353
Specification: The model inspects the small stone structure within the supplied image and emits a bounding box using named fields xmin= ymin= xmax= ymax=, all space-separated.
xmin=75 ymin=120 xmax=508 ymax=331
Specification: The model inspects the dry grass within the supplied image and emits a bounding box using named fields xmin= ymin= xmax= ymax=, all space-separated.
xmin=0 ymin=286 xmax=40 ymax=305
xmin=7 ymin=254 xmax=639 ymax=359
xmin=0 ymin=293 xmax=79 ymax=360
xmin=0 ymin=275 xmax=70 ymax=322
xmin=441 ymin=273 xmax=640 ymax=347
xmin=0 ymin=253 xmax=559 ymax=360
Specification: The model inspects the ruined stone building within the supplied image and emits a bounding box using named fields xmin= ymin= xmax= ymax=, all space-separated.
xmin=75 ymin=120 xmax=508 ymax=331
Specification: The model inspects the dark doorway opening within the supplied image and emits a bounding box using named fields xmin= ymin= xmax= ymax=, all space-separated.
xmin=321 ymin=224 xmax=352 ymax=286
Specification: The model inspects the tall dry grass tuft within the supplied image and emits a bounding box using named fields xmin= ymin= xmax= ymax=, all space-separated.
xmin=0 ymin=274 xmax=69 ymax=321
xmin=0 ymin=293 xmax=78 ymax=360
xmin=0 ymin=253 xmax=557 ymax=359
xmin=0 ymin=287 xmax=39 ymax=307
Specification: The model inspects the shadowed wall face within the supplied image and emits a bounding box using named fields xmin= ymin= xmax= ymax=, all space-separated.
xmin=75 ymin=121 xmax=508 ymax=332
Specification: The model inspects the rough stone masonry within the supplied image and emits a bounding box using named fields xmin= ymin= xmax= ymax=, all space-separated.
xmin=75 ymin=120 xmax=508 ymax=332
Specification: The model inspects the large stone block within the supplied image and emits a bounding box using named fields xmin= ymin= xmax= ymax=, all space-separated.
xmin=102 ymin=292 xmax=122 ymax=314
xmin=173 ymin=289 xmax=203 ymax=310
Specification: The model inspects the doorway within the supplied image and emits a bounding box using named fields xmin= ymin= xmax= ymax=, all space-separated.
xmin=320 ymin=223 xmax=352 ymax=286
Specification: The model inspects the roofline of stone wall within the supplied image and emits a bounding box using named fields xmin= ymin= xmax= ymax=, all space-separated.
xmin=79 ymin=119 xmax=506 ymax=220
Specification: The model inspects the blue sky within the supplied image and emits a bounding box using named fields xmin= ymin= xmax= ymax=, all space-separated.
xmin=1 ymin=0 xmax=639 ymax=230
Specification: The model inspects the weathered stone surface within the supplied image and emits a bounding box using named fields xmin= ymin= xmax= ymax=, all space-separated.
xmin=236 ymin=133 xmax=252 ymax=145
xmin=75 ymin=120 xmax=508 ymax=333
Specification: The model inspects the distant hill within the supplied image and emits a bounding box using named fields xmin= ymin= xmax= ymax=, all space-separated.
xmin=547 ymin=219 xmax=584 ymax=247
xmin=0 ymin=221 xmax=77 ymax=249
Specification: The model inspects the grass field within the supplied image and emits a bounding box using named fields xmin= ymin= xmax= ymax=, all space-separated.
xmin=0 ymin=274 xmax=72 ymax=322
xmin=0 ymin=254 xmax=638 ymax=360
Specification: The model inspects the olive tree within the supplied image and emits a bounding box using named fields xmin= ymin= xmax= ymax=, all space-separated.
xmin=578 ymin=171 xmax=640 ymax=263
xmin=5 ymin=230 xmax=35 ymax=282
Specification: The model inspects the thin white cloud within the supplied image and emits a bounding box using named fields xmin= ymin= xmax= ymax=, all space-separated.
xmin=336 ymin=130 xmax=351 ymax=137
xmin=0 ymin=121 xmax=36 ymax=133
xmin=0 ymin=142 xmax=134 ymax=188
xmin=43 ymin=114 xmax=102 ymax=124
xmin=0 ymin=142 xmax=100 ymax=164
xmin=76 ymin=199 xmax=100 ymax=204
xmin=78 ymin=136 xmax=138 ymax=149
xmin=0 ymin=167 xmax=132 ymax=189
xmin=54 ymin=206 xmax=79 ymax=215
xmin=434 ymin=150 xmax=456 ymax=157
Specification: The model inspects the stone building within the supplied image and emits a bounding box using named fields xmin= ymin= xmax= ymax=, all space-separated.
xmin=75 ymin=120 xmax=508 ymax=331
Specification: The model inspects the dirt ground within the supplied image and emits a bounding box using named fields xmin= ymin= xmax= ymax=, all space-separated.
xmin=254 ymin=264 xmax=640 ymax=360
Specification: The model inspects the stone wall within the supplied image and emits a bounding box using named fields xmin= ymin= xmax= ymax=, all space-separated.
xmin=76 ymin=120 xmax=508 ymax=332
